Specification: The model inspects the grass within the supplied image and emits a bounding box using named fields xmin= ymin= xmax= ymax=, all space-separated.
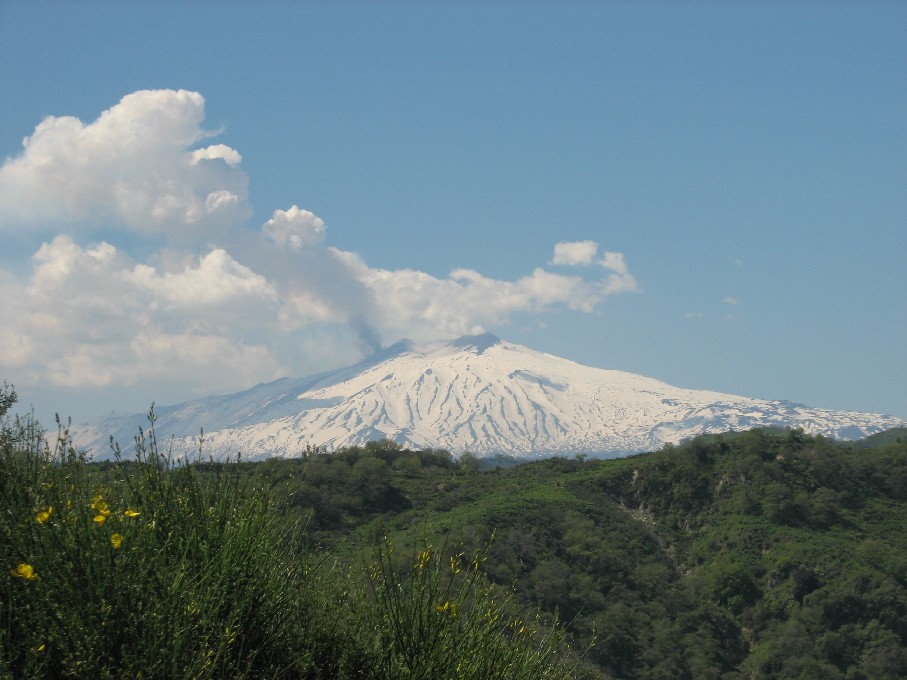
xmin=0 ymin=393 xmax=578 ymax=679
xmin=1 ymin=415 xmax=315 ymax=678
xmin=365 ymin=537 xmax=573 ymax=680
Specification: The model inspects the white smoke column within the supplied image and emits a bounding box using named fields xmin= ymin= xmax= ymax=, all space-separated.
xmin=254 ymin=206 xmax=384 ymax=354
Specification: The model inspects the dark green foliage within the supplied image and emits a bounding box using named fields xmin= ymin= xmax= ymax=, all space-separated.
xmin=260 ymin=444 xmax=461 ymax=544
xmin=5 ymin=376 xmax=906 ymax=678
xmin=0 ymin=384 xmax=577 ymax=679
xmin=258 ymin=426 xmax=907 ymax=679
xmin=851 ymin=427 xmax=907 ymax=449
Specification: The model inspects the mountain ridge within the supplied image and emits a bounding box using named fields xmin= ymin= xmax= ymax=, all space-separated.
xmin=72 ymin=334 xmax=906 ymax=460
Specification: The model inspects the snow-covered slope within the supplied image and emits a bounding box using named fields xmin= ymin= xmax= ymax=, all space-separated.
xmin=73 ymin=333 xmax=905 ymax=461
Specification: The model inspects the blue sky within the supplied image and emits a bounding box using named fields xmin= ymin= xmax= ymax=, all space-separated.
xmin=1 ymin=1 xmax=905 ymax=426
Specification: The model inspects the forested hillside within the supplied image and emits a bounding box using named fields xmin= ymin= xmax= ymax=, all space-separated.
xmin=5 ymin=373 xmax=905 ymax=678
xmin=258 ymin=428 xmax=907 ymax=679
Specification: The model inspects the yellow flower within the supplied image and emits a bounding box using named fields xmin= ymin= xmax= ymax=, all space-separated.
xmin=36 ymin=506 xmax=53 ymax=524
xmin=90 ymin=495 xmax=110 ymax=516
xmin=93 ymin=514 xmax=106 ymax=526
xmin=450 ymin=556 xmax=461 ymax=575
xmin=435 ymin=601 xmax=458 ymax=617
xmin=10 ymin=563 xmax=36 ymax=580
xmin=416 ymin=550 xmax=430 ymax=569
xmin=124 ymin=509 xmax=140 ymax=518
xmin=111 ymin=534 xmax=123 ymax=549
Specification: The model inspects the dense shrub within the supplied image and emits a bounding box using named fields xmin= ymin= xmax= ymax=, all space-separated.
xmin=0 ymin=384 xmax=576 ymax=679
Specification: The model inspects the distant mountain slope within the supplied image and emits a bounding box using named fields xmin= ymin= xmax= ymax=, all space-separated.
xmin=72 ymin=333 xmax=906 ymax=460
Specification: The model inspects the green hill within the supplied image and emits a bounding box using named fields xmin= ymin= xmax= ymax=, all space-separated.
xmin=851 ymin=427 xmax=907 ymax=449
xmin=262 ymin=429 xmax=907 ymax=679
xmin=5 ymin=369 xmax=904 ymax=679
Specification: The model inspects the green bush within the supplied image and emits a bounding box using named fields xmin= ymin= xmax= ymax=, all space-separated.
xmin=0 ymin=384 xmax=578 ymax=679
xmin=1 ymin=409 xmax=315 ymax=678
xmin=365 ymin=537 xmax=575 ymax=680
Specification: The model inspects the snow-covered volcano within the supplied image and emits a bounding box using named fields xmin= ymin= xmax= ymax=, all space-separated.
xmin=73 ymin=333 xmax=905 ymax=461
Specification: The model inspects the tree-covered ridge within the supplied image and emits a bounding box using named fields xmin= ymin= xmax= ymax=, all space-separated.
xmin=5 ymin=373 xmax=906 ymax=678
xmin=567 ymin=430 xmax=907 ymax=678
xmin=258 ymin=429 xmax=907 ymax=679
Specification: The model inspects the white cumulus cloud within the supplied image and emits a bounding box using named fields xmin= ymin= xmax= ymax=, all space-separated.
xmin=1 ymin=235 xmax=285 ymax=394
xmin=600 ymin=251 xmax=630 ymax=275
xmin=551 ymin=242 xmax=637 ymax=289
xmin=192 ymin=144 xmax=243 ymax=167
xmin=262 ymin=205 xmax=326 ymax=251
xmin=0 ymin=89 xmax=644 ymax=414
xmin=552 ymin=240 xmax=599 ymax=266
xmin=125 ymin=249 xmax=277 ymax=310
xmin=349 ymin=260 xmax=633 ymax=341
xmin=0 ymin=89 xmax=250 ymax=239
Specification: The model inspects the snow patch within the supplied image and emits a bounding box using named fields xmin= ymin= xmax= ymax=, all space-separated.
xmin=72 ymin=334 xmax=907 ymax=461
